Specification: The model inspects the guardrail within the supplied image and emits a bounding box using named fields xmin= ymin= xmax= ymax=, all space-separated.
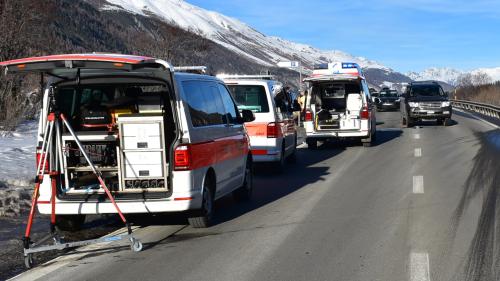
xmin=452 ymin=99 xmax=500 ymax=119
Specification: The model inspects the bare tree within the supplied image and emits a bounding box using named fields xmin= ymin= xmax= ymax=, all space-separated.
xmin=472 ymin=71 xmax=492 ymax=86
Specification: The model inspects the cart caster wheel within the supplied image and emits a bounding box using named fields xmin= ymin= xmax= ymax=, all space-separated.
xmin=24 ymin=254 xmax=34 ymax=269
xmin=131 ymin=239 xmax=143 ymax=252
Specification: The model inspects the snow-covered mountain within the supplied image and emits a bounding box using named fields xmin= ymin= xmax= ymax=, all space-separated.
xmin=407 ymin=68 xmax=463 ymax=85
xmin=101 ymin=0 xmax=500 ymax=88
xmin=408 ymin=67 xmax=500 ymax=86
xmin=471 ymin=67 xmax=500 ymax=82
xmin=102 ymin=0 xmax=389 ymax=71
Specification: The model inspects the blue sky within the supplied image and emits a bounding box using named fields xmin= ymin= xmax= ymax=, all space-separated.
xmin=187 ymin=0 xmax=500 ymax=72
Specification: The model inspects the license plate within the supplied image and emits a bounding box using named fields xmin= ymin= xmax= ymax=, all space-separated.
xmin=427 ymin=111 xmax=434 ymax=114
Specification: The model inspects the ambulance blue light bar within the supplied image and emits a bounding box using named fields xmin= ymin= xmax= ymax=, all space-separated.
xmin=342 ymin=62 xmax=359 ymax=69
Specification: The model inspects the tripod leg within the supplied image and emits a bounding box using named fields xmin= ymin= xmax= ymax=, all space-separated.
xmin=50 ymin=175 xmax=57 ymax=233
xmin=24 ymin=119 xmax=55 ymax=248
xmin=24 ymin=182 xmax=41 ymax=249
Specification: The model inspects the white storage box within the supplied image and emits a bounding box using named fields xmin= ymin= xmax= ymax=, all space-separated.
xmin=117 ymin=115 xmax=168 ymax=191
xmin=123 ymin=151 xmax=164 ymax=178
xmin=122 ymin=122 xmax=162 ymax=150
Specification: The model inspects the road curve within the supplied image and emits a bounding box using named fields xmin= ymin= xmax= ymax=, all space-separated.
xmin=12 ymin=111 xmax=500 ymax=281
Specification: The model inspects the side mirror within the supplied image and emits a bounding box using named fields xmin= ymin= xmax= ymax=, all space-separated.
xmin=241 ymin=109 xmax=255 ymax=123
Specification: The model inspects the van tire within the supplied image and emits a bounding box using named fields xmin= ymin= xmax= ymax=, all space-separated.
xmin=286 ymin=136 xmax=297 ymax=163
xmin=188 ymin=174 xmax=215 ymax=228
xmin=407 ymin=117 xmax=414 ymax=128
xmin=56 ymin=215 xmax=86 ymax=232
xmin=442 ymin=118 xmax=450 ymax=126
xmin=233 ymin=158 xmax=253 ymax=202
xmin=306 ymin=138 xmax=317 ymax=149
xmin=273 ymin=146 xmax=286 ymax=173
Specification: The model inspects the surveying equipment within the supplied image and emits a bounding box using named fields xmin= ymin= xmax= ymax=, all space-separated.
xmin=23 ymin=88 xmax=142 ymax=269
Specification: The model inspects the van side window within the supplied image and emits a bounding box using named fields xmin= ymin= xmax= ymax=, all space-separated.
xmin=217 ymin=83 xmax=239 ymax=124
xmin=183 ymin=81 xmax=225 ymax=127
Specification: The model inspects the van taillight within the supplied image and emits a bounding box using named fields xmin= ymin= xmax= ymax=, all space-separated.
xmin=36 ymin=151 xmax=49 ymax=174
xmin=267 ymin=123 xmax=280 ymax=138
xmin=360 ymin=107 xmax=370 ymax=120
xmin=174 ymin=145 xmax=191 ymax=170
xmin=305 ymin=110 xmax=313 ymax=121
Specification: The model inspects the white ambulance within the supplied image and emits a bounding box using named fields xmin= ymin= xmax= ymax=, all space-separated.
xmin=0 ymin=54 xmax=255 ymax=229
xmin=303 ymin=62 xmax=377 ymax=148
xmin=220 ymin=75 xmax=299 ymax=170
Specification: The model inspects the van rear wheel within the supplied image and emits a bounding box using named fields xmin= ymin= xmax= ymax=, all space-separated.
xmin=286 ymin=135 xmax=298 ymax=163
xmin=233 ymin=159 xmax=253 ymax=202
xmin=188 ymin=175 xmax=214 ymax=228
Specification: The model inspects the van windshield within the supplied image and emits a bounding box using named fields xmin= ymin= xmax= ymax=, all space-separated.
xmin=227 ymin=85 xmax=270 ymax=113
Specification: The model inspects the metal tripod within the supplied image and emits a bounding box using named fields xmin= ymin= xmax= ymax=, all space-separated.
xmin=23 ymin=89 xmax=142 ymax=268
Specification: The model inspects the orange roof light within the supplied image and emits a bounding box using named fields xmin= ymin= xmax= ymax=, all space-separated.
xmin=113 ymin=63 xmax=124 ymax=67
xmin=16 ymin=64 xmax=26 ymax=69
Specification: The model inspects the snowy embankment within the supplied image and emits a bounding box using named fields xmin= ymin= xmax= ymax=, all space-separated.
xmin=0 ymin=120 xmax=37 ymax=216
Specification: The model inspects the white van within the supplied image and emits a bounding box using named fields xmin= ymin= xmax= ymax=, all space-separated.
xmin=220 ymin=75 xmax=298 ymax=170
xmin=304 ymin=62 xmax=377 ymax=148
xmin=0 ymin=54 xmax=255 ymax=229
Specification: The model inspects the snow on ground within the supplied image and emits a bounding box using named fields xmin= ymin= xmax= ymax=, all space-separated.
xmin=0 ymin=120 xmax=37 ymax=216
xmin=0 ymin=120 xmax=37 ymax=186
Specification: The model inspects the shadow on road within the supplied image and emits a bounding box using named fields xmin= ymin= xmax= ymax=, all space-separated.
xmin=450 ymin=129 xmax=500 ymax=281
xmin=213 ymin=146 xmax=342 ymax=226
xmin=373 ymin=129 xmax=403 ymax=147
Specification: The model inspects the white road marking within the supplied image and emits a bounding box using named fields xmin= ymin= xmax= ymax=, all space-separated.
xmin=414 ymin=148 xmax=422 ymax=158
xmin=413 ymin=176 xmax=424 ymax=194
xmin=410 ymin=252 xmax=431 ymax=281
xmin=414 ymin=134 xmax=421 ymax=140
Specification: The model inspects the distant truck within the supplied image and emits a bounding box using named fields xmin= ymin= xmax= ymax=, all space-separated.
xmin=400 ymin=81 xmax=452 ymax=127
xmin=303 ymin=62 xmax=377 ymax=148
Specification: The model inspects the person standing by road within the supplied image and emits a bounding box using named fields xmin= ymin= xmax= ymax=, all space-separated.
xmin=298 ymin=90 xmax=307 ymax=111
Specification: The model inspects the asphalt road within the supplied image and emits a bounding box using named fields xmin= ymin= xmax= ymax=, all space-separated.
xmin=11 ymin=110 xmax=500 ymax=281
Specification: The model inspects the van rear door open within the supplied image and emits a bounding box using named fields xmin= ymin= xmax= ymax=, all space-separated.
xmin=0 ymin=54 xmax=173 ymax=81
xmin=310 ymin=81 xmax=363 ymax=131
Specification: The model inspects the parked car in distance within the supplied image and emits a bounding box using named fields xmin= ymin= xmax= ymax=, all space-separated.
xmin=220 ymin=74 xmax=298 ymax=171
xmin=0 ymin=54 xmax=256 ymax=229
xmin=400 ymin=81 xmax=452 ymax=127
xmin=375 ymin=89 xmax=400 ymax=111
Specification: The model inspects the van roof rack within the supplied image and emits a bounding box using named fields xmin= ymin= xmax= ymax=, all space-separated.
xmin=174 ymin=66 xmax=208 ymax=74
xmin=217 ymin=74 xmax=275 ymax=80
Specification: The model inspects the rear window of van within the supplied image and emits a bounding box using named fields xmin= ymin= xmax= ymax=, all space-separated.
xmin=227 ymin=85 xmax=270 ymax=113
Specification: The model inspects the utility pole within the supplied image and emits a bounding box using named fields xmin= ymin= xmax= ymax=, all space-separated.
xmin=299 ymin=61 xmax=302 ymax=92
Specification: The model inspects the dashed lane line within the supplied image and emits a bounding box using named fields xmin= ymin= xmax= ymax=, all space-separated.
xmin=414 ymin=148 xmax=422 ymax=158
xmin=413 ymin=175 xmax=424 ymax=194
xmin=410 ymin=252 xmax=431 ymax=281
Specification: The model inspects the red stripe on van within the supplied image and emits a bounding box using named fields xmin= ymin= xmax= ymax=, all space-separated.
xmin=244 ymin=122 xmax=268 ymax=137
xmin=188 ymin=135 xmax=249 ymax=170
